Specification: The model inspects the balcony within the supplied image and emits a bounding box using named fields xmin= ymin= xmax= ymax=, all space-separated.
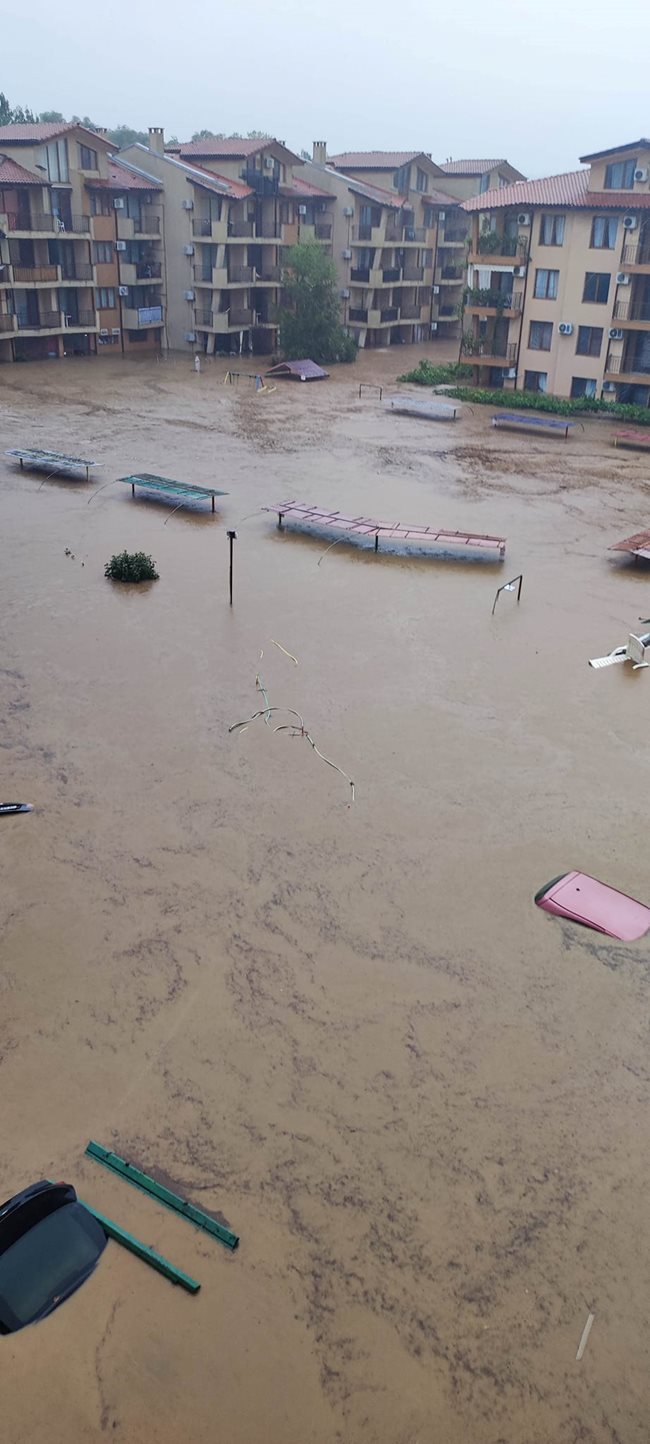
xmin=403 ymin=265 xmax=424 ymax=282
xmin=195 ymin=309 xmax=214 ymax=327
xmin=400 ymin=303 xmax=424 ymax=320
xmin=380 ymin=306 xmax=399 ymax=322
xmin=436 ymin=264 xmax=464 ymax=283
xmin=227 ymin=218 xmax=254 ymax=238
xmin=351 ymin=266 xmax=370 ymax=283
xmin=12 ymin=264 xmax=59 ymax=284
xmin=192 ymin=217 xmax=226 ymax=242
xmin=64 ymin=310 xmax=96 ymax=329
xmin=315 ymin=223 xmax=332 ymax=240
xmin=0 ymin=313 xmax=16 ymax=332
xmin=348 ymin=307 xmax=369 ymax=323
xmin=122 ymin=304 xmax=164 ymax=329
xmin=440 ymin=228 xmax=467 ymax=245
xmin=604 ymin=353 xmax=650 ymax=380
xmin=60 ymin=262 xmax=94 ymax=283
xmin=17 ymin=309 xmax=61 ymax=330
xmin=352 ymin=225 xmax=384 ymax=244
xmin=6 ymin=211 xmax=58 ymax=234
xmin=254 ymin=265 xmax=281 ymax=282
xmin=255 ymin=223 xmax=281 ymax=240
xmin=382 ymin=266 xmax=401 ymax=282
xmin=59 ymin=215 xmax=92 ymax=235
xmin=228 ymin=266 xmax=253 ymax=284
xmin=462 ymin=338 xmax=517 ymax=362
xmin=468 ymin=233 xmax=528 ymax=266
xmin=385 ymin=224 xmax=426 ymax=244
xmin=195 ymin=311 xmax=230 ymax=332
xmin=117 ymin=215 xmax=160 ymax=240
xmin=613 ymin=300 xmax=650 ymax=328
xmin=465 ymin=288 xmax=522 ymax=316
xmin=228 ymin=307 xmax=253 ymax=326
xmin=242 ymin=169 xmax=279 ymax=196
xmin=621 ymin=243 xmax=650 ymax=270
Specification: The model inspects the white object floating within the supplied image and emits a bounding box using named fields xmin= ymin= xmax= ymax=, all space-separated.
xmin=589 ymin=632 xmax=650 ymax=670
xmin=576 ymin=1311 xmax=595 ymax=1361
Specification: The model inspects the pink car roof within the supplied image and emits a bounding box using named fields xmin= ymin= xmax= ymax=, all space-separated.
xmin=536 ymin=871 xmax=650 ymax=941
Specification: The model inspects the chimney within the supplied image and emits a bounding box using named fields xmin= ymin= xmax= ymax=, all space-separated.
xmin=148 ymin=127 xmax=165 ymax=155
xmin=312 ymin=140 xmax=327 ymax=166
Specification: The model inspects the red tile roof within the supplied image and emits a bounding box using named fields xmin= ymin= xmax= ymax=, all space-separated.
xmin=462 ymin=168 xmax=650 ymax=212
xmin=0 ymin=121 xmax=111 ymax=147
xmin=283 ymin=173 xmax=334 ymax=200
xmin=329 ymin=150 xmax=428 ymax=169
xmin=426 ymin=187 xmax=462 ymax=206
xmin=0 ymin=155 xmax=45 ymax=186
xmin=109 ymin=159 xmax=162 ymax=191
xmin=439 ymin=159 xmax=508 ymax=175
xmin=179 ymin=160 xmax=252 ymax=199
xmin=174 ymin=137 xmax=299 ymax=163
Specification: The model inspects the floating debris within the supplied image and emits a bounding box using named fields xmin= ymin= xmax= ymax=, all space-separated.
xmin=230 ymin=676 xmax=354 ymax=804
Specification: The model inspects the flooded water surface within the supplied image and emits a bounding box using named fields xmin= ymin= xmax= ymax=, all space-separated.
xmin=1 ymin=348 xmax=650 ymax=1443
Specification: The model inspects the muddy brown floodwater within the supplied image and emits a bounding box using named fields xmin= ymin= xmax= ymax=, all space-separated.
xmin=2 ymin=343 xmax=650 ymax=1444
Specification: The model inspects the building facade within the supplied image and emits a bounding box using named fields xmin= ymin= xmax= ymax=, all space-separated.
xmin=461 ymin=139 xmax=650 ymax=404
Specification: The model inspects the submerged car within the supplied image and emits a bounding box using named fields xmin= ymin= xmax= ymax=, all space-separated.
xmin=0 ymin=1180 xmax=106 ymax=1334
xmin=535 ymin=871 xmax=650 ymax=942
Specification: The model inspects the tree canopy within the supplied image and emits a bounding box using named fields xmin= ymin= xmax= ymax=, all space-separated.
xmin=279 ymin=242 xmax=356 ymax=365
xmin=190 ymin=128 xmax=271 ymax=142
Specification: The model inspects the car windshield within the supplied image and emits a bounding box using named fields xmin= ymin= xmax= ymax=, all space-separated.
xmin=0 ymin=1203 xmax=105 ymax=1332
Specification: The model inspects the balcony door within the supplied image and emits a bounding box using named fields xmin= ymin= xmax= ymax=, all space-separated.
xmin=52 ymin=190 xmax=72 ymax=229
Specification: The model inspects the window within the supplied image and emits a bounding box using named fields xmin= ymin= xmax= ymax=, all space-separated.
xmin=90 ymin=192 xmax=111 ymax=216
xmin=93 ymin=241 xmax=113 ymax=264
xmin=529 ymin=320 xmax=553 ymax=350
xmin=604 ymin=159 xmax=636 ymax=190
xmin=524 ymin=370 xmax=548 ymax=392
xmin=42 ymin=138 xmax=69 ymax=182
xmin=79 ymin=144 xmax=98 ymax=171
xmin=416 ymin=167 xmax=428 ymax=193
xmin=393 ymin=165 xmax=410 ymax=194
xmin=127 ymin=330 xmax=148 ymax=342
xmin=590 ymin=216 xmax=618 ymax=249
xmin=480 ymin=172 xmax=491 ymax=193
xmin=539 ymin=213 xmax=565 ymax=246
xmin=571 ymin=376 xmax=597 ymax=398
xmin=534 ymin=268 xmax=559 ymax=299
xmin=583 ymin=271 xmax=610 ymax=303
xmin=576 ymin=325 xmax=603 ymax=357
xmin=279 ymin=201 xmax=293 ymax=224
xmin=95 ymin=287 xmax=115 ymax=310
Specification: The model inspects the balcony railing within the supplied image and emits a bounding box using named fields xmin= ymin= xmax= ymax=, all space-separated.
xmin=440 ymin=228 xmax=467 ymax=244
xmin=380 ymin=306 xmax=399 ymax=322
xmin=17 ymin=309 xmax=61 ymax=329
xmin=61 ymin=262 xmax=94 ymax=281
xmin=195 ymin=310 xmax=213 ymax=326
xmin=382 ymin=266 xmax=401 ymax=282
xmin=9 ymin=212 xmax=57 ymax=232
xmin=0 ymin=313 xmax=16 ymax=331
xmin=134 ymin=215 xmax=160 ymax=234
xmin=135 ymin=262 xmax=161 ymax=280
xmin=193 ymin=265 xmax=213 ymax=283
xmin=255 ymin=265 xmax=281 ymax=282
xmin=315 ymin=223 xmax=332 ymax=240
xmin=229 ymin=266 xmax=253 ymax=283
xmin=622 ymin=243 xmax=650 ymax=267
xmin=475 ymin=233 xmax=527 ymax=259
xmin=242 ymin=170 xmax=279 ymax=196
xmin=228 ymin=219 xmax=254 ymax=238
xmin=192 ymin=218 xmax=213 ymax=237
xmin=438 ymin=264 xmax=464 ymax=280
xmin=351 ymin=267 xmax=370 ymax=283
xmin=349 ymin=307 xmax=368 ymax=322
xmin=386 ymin=224 xmax=426 ymax=243
xmin=65 ymin=310 xmax=96 ymax=327
xmin=462 ymin=339 xmax=518 ymax=362
xmin=438 ymin=305 xmax=457 ymax=317
xmin=400 ymin=304 xmax=422 ymax=319
xmin=605 ymin=354 xmax=650 ymax=376
xmin=613 ymin=301 xmax=650 ymax=322
xmin=12 ymin=265 xmax=58 ymax=283
xmin=229 ymin=308 xmax=253 ymax=325
xmin=466 ymin=288 xmax=522 ymax=311
xmin=403 ymin=265 xmax=424 ymax=282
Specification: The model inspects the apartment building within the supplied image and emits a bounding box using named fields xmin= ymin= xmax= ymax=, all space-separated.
xmin=461 ymin=139 xmax=650 ymax=404
xmin=437 ymin=158 xmax=526 ymax=201
xmin=0 ymin=121 xmax=165 ymax=362
xmin=144 ymin=133 xmax=334 ymax=355
xmin=316 ymin=148 xmax=461 ymax=345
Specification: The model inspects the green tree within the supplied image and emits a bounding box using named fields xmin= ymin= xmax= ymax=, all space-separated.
xmin=107 ymin=124 xmax=148 ymax=148
xmin=279 ymin=242 xmax=356 ymax=364
xmin=0 ymin=94 xmax=36 ymax=124
xmin=38 ymin=110 xmax=66 ymax=122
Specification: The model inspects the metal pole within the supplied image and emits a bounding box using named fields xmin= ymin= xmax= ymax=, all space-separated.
xmin=227 ymin=529 xmax=237 ymax=605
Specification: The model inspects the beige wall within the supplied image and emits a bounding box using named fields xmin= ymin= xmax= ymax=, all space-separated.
xmin=587 ymin=146 xmax=650 ymax=195
xmin=119 ymin=145 xmax=197 ymax=350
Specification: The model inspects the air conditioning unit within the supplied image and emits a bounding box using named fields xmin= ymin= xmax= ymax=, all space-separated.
xmin=432 ymin=284 xmax=440 ymax=294
xmin=183 ymin=244 xmax=195 ymax=255
xmin=340 ymin=288 xmax=350 ymax=299
xmin=100 ymin=327 xmax=109 ymax=336
xmin=111 ymin=327 xmax=120 ymax=336
xmin=430 ymin=321 xmax=438 ymax=331
xmin=634 ymin=167 xmax=649 ymax=183
xmin=113 ymin=198 xmax=125 ymax=209
xmin=182 ymin=198 xmax=193 ymax=210
xmin=264 ymin=156 xmax=274 ymax=169
xmin=118 ymin=285 xmax=129 ymax=296
xmin=609 ymin=327 xmax=624 ymax=340
xmin=616 ymin=272 xmax=631 ymax=284
xmin=298 ymin=205 xmax=307 ymax=216
xmin=342 ymin=248 xmax=352 ymax=259
xmin=558 ymin=321 xmax=573 ymax=335
xmin=603 ymin=380 xmax=616 ymax=391
xmin=114 ymin=240 xmax=126 ymax=252
xmin=184 ymin=289 xmax=195 ymax=301
xmin=343 ymin=206 xmax=353 ymax=217
xmin=513 ymin=265 xmax=525 ymax=277
xmin=623 ymin=215 xmax=638 ymax=230
xmin=185 ymin=331 xmax=196 ymax=342
xmin=517 ymin=212 xmax=531 ymax=225
xmin=506 ymin=367 xmax=517 ymax=379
